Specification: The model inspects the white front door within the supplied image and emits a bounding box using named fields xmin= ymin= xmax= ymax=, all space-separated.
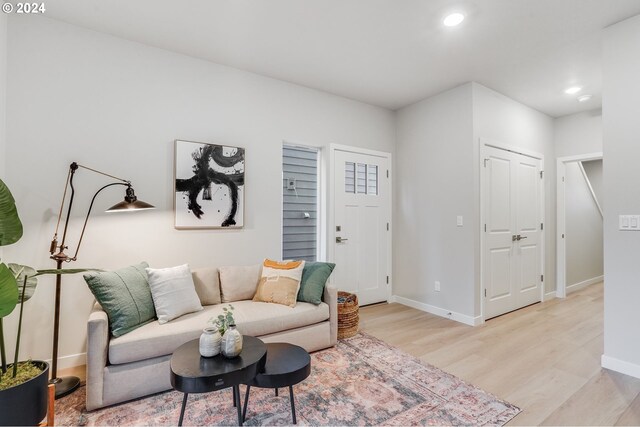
xmin=483 ymin=146 xmax=543 ymax=319
xmin=333 ymin=148 xmax=390 ymax=306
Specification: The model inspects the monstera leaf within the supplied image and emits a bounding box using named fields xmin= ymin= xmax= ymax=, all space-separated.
xmin=8 ymin=264 xmax=38 ymax=303
xmin=0 ymin=263 xmax=19 ymax=318
xmin=0 ymin=179 xmax=23 ymax=247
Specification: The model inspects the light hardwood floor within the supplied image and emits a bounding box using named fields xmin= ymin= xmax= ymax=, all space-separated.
xmin=360 ymin=282 xmax=640 ymax=426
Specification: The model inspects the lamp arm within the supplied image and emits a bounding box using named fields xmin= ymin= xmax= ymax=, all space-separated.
xmin=52 ymin=164 xmax=78 ymax=259
xmin=71 ymin=182 xmax=129 ymax=261
xmin=76 ymin=163 xmax=130 ymax=184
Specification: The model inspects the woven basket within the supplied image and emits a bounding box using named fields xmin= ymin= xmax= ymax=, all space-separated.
xmin=337 ymin=291 xmax=359 ymax=339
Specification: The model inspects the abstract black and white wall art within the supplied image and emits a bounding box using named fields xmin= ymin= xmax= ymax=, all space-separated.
xmin=174 ymin=140 xmax=245 ymax=229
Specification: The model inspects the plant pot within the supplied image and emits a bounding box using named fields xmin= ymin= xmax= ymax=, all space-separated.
xmin=0 ymin=360 xmax=49 ymax=426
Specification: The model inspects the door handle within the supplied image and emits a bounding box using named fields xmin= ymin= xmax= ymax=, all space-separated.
xmin=336 ymin=237 xmax=349 ymax=243
xmin=516 ymin=235 xmax=528 ymax=241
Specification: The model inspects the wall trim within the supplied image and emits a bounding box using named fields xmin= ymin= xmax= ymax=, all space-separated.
xmin=602 ymin=355 xmax=640 ymax=380
xmin=389 ymin=295 xmax=482 ymax=326
xmin=45 ymin=352 xmax=86 ymax=370
xmin=567 ymin=275 xmax=604 ymax=294
xmin=544 ymin=291 xmax=557 ymax=300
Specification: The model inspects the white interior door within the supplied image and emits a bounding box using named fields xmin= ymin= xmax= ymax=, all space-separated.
xmin=333 ymin=148 xmax=390 ymax=306
xmin=483 ymin=146 xmax=543 ymax=319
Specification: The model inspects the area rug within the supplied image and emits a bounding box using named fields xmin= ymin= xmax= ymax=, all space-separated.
xmin=56 ymin=333 xmax=519 ymax=426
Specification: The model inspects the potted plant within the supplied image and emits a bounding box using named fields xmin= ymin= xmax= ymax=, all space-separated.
xmin=0 ymin=179 xmax=87 ymax=426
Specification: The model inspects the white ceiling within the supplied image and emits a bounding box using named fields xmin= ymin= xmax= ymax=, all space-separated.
xmin=45 ymin=0 xmax=640 ymax=117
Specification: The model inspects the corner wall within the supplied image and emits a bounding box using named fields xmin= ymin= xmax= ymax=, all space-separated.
xmin=602 ymin=13 xmax=640 ymax=378
xmin=472 ymin=83 xmax=556 ymax=306
xmin=394 ymin=83 xmax=476 ymax=322
xmin=2 ymin=16 xmax=395 ymax=367
xmin=393 ymin=82 xmax=554 ymax=322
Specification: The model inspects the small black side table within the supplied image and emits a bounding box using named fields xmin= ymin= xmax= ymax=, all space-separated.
xmin=242 ymin=343 xmax=311 ymax=424
xmin=170 ymin=336 xmax=267 ymax=426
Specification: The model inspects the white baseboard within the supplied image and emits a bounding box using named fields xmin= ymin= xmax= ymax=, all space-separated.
xmin=44 ymin=352 xmax=86 ymax=370
xmin=567 ymin=275 xmax=604 ymax=294
xmin=544 ymin=291 xmax=557 ymax=300
xmin=602 ymin=354 xmax=640 ymax=379
xmin=389 ymin=295 xmax=482 ymax=326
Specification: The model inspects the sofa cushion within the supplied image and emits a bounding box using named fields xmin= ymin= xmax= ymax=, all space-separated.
xmin=191 ymin=267 xmax=221 ymax=305
xmin=108 ymin=300 xmax=329 ymax=364
xmin=83 ymin=262 xmax=155 ymax=338
xmin=219 ymin=264 xmax=261 ymax=302
xmin=146 ymin=264 xmax=203 ymax=324
xmin=253 ymin=259 xmax=305 ymax=307
xmin=298 ymin=262 xmax=335 ymax=305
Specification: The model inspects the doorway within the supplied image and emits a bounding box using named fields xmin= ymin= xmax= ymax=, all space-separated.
xmin=481 ymin=142 xmax=545 ymax=319
xmin=556 ymin=153 xmax=604 ymax=298
xmin=329 ymin=145 xmax=391 ymax=306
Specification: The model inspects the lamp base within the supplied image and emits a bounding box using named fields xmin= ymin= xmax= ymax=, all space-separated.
xmin=50 ymin=375 xmax=80 ymax=399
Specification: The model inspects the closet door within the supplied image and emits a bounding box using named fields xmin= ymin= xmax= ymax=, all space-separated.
xmin=483 ymin=146 xmax=542 ymax=319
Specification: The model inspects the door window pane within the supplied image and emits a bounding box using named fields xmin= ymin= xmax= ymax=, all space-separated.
xmin=368 ymin=165 xmax=378 ymax=195
xmin=357 ymin=163 xmax=367 ymax=194
xmin=345 ymin=162 xmax=355 ymax=193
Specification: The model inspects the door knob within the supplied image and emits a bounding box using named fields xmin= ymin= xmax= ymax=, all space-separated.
xmin=336 ymin=237 xmax=349 ymax=243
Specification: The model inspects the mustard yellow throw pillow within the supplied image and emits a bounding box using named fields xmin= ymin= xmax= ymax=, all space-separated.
xmin=253 ymin=259 xmax=305 ymax=307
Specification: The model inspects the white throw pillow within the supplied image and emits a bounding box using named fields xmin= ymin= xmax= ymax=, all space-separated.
xmin=146 ymin=264 xmax=203 ymax=324
xmin=219 ymin=264 xmax=262 ymax=302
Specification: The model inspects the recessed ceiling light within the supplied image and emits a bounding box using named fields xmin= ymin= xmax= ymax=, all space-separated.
xmin=577 ymin=94 xmax=593 ymax=102
xmin=443 ymin=13 xmax=465 ymax=27
xmin=564 ymin=86 xmax=582 ymax=95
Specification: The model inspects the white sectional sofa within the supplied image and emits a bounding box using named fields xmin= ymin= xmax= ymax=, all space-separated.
xmin=85 ymin=267 xmax=337 ymax=410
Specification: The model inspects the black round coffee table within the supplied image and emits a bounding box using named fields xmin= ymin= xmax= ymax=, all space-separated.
xmin=242 ymin=343 xmax=311 ymax=424
xmin=170 ymin=336 xmax=267 ymax=426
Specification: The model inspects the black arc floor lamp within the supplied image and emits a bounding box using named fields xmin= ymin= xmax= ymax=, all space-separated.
xmin=49 ymin=162 xmax=154 ymax=398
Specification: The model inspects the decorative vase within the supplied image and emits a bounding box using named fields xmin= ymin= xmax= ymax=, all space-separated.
xmin=221 ymin=324 xmax=243 ymax=358
xmin=199 ymin=327 xmax=222 ymax=357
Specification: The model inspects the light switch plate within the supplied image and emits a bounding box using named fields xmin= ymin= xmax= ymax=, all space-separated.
xmin=619 ymin=215 xmax=640 ymax=231
xmin=457 ymin=216 xmax=463 ymax=227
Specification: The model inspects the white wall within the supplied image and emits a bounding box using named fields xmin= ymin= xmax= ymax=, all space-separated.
xmin=582 ymin=159 xmax=603 ymax=207
xmin=554 ymin=110 xmax=603 ymax=158
xmin=394 ymin=83 xmax=476 ymax=320
xmin=601 ymin=13 xmax=640 ymax=378
xmin=0 ymin=13 xmax=6 ymax=180
xmin=565 ymin=161 xmax=603 ymax=287
xmin=2 ymin=16 xmax=395 ymax=367
xmin=472 ymin=83 xmax=556 ymax=303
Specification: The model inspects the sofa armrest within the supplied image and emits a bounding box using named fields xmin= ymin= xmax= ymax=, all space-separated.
xmin=324 ymin=284 xmax=338 ymax=346
xmin=86 ymin=302 xmax=109 ymax=411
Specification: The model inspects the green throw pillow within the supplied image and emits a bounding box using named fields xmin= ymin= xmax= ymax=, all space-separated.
xmin=297 ymin=262 xmax=335 ymax=305
xmin=83 ymin=262 xmax=156 ymax=337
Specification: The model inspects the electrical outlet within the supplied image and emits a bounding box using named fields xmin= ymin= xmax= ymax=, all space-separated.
xmin=435 ymin=281 xmax=441 ymax=292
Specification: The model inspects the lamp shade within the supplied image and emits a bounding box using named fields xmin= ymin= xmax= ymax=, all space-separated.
xmin=106 ymin=185 xmax=155 ymax=212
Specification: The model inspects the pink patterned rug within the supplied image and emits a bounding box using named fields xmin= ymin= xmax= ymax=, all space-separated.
xmin=56 ymin=333 xmax=519 ymax=426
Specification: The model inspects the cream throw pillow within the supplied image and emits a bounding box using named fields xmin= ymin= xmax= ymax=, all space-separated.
xmin=219 ymin=264 xmax=262 ymax=302
xmin=146 ymin=264 xmax=203 ymax=324
xmin=253 ymin=259 xmax=305 ymax=307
